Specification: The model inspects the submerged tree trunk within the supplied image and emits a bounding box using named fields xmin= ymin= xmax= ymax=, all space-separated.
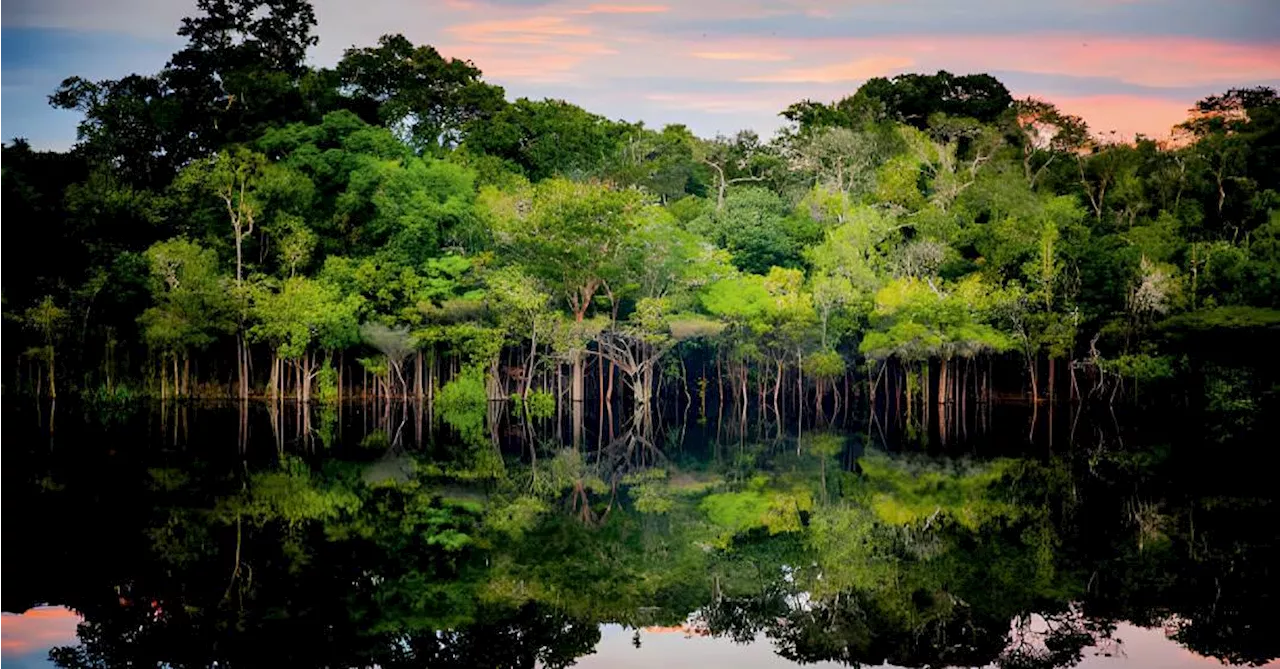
xmin=415 ymin=351 xmax=424 ymax=400
xmin=1048 ymin=356 xmax=1056 ymax=404
xmin=571 ymin=351 xmax=585 ymax=405
xmin=937 ymin=358 xmax=950 ymax=407
xmin=1029 ymin=355 xmax=1040 ymax=403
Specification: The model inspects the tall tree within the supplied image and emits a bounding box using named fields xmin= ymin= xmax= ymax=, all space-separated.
xmin=165 ymin=0 xmax=320 ymax=149
xmin=486 ymin=178 xmax=646 ymax=409
xmin=336 ymin=34 xmax=506 ymax=153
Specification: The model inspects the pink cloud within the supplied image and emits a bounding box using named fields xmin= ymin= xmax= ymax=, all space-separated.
xmin=448 ymin=16 xmax=592 ymax=44
xmin=1045 ymin=94 xmax=1193 ymax=141
xmin=742 ymin=55 xmax=915 ymax=83
xmin=730 ymin=33 xmax=1280 ymax=89
xmin=571 ymin=4 xmax=670 ymax=14
xmin=1 ymin=607 xmax=81 ymax=656
xmin=406 ymin=4 xmax=1279 ymax=139
xmin=690 ymin=50 xmax=793 ymax=62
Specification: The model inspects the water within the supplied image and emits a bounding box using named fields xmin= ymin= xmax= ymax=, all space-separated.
xmin=2 ymin=399 xmax=1277 ymax=668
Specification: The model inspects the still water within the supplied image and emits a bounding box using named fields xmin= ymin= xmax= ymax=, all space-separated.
xmin=3 ymin=399 xmax=1276 ymax=668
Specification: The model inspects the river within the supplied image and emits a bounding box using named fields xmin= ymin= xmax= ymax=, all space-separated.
xmin=2 ymin=399 xmax=1276 ymax=668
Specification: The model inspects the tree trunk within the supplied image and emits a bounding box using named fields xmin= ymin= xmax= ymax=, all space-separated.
xmin=524 ymin=331 xmax=538 ymax=399
xmin=606 ymin=360 xmax=615 ymax=406
xmin=921 ymin=362 xmax=929 ymax=413
xmin=1048 ymin=356 xmax=1056 ymax=404
xmin=415 ymin=351 xmax=424 ymax=399
xmin=773 ymin=359 xmax=783 ymax=416
xmin=937 ymin=358 xmax=949 ymax=407
xmin=796 ymin=349 xmax=804 ymax=427
xmin=716 ymin=355 xmax=724 ymax=408
xmin=269 ymin=352 xmax=279 ymax=401
xmin=237 ymin=336 xmax=250 ymax=399
xmin=1029 ymin=355 xmax=1039 ymax=403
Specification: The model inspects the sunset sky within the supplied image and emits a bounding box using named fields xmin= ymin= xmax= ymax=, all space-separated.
xmin=3 ymin=0 xmax=1279 ymax=149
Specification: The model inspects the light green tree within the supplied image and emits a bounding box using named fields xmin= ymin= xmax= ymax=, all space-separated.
xmin=138 ymin=239 xmax=236 ymax=397
xmin=22 ymin=296 xmax=69 ymax=398
xmin=251 ymin=277 xmax=363 ymax=401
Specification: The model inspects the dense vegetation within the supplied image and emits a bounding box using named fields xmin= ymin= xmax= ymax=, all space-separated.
xmin=5 ymin=0 xmax=1280 ymax=431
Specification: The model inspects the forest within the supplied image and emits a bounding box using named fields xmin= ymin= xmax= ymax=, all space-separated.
xmin=5 ymin=0 xmax=1280 ymax=432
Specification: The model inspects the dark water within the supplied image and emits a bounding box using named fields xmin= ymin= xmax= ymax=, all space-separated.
xmin=2 ymin=399 xmax=1277 ymax=669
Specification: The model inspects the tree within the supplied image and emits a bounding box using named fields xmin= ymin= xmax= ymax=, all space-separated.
xmin=609 ymin=124 xmax=703 ymax=203
xmin=487 ymin=266 xmax=554 ymax=399
xmin=465 ymin=99 xmax=630 ymax=181
xmin=784 ymin=71 xmax=1013 ymax=134
xmin=805 ymin=205 xmax=898 ymax=347
xmin=174 ymin=147 xmax=271 ymax=398
xmin=696 ymin=131 xmax=777 ymax=211
xmin=788 ymin=127 xmax=885 ymax=205
xmin=848 ymin=71 xmax=1013 ymax=128
xmin=21 ymin=296 xmax=69 ymax=398
xmin=596 ymin=213 xmax=733 ymax=414
xmin=689 ymin=187 xmax=801 ymax=274
xmin=165 ymin=0 xmax=320 ymax=148
xmin=861 ymin=275 xmax=1011 ymax=410
xmin=1013 ymin=98 xmax=1089 ymax=190
xmin=49 ymin=75 xmax=186 ymax=188
xmin=487 ymin=178 xmax=646 ymax=409
xmin=337 ymin=153 xmax=480 ymax=259
xmin=336 ymin=34 xmax=506 ymax=152
xmin=138 ymin=239 xmax=235 ymax=397
xmin=1177 ymin=87 xmax=1280 ymax=237
xmin=251 ymin=276 xmax=361 ymax=401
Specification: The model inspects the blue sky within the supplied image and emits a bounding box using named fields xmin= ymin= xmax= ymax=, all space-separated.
xmin=4 ymin=0 xmax=1279 ymax=150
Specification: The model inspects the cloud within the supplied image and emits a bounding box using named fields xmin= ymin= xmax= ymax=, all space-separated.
xmin=742 ymin=55 xmax=913 ymax=83
xmin=719 ymin=34 xmax=1280 ymax=89
xmin=646 ymin=91 xmax=787 ymax=114
xmin=0 ymin=607 xmax=81 ymax=656
xmin=448 ymin=16 xmax=592 ymax=44
xmin=690 ymin=51 xmax=792 ymax=62
xmin=916 ymin=34 xmax=1280 ymax=88
xmin=662 ymin=0 xmax=1280 ymax=43
xmin=1043 ymin=93 xmax=1193 ymax=140
xmin=571 ymin=4 xmax=669 ymax=14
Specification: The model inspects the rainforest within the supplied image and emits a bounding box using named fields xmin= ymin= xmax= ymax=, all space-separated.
xmin=2 ymin=0 xmax=1279 ymax=667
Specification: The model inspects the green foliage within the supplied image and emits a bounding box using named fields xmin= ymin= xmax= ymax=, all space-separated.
xmin=217 ymin=456 xmax=361 ymax=529
xmin=1099 ymin=353 xmax=1176 ymax=383
xmin=465 ymin=98 xmax=630 ymax=181
xmin=438 ymin=366 xmax=489 ymax=443
xmin=513 ymin=389 xmax=555 ymax=421
xmin=857 ymin=451 xmax=1022 ymax=530
xmin=139 ymin=239 xmax=235 ymax=353
xmin=806 ymin=349 xmax=846 ymax=379
xmin=7 ymin=3 xmax=1278 ymax=411
xmin=314 ymin=364 xmax=339 ymax=404
xmin=690 ymin=187 xmax=801 ymax=273
xmin=699 ymin=475 xmax=814 ymax=544
xmin=336 ymin=34 xmax=506 ymax=152
xmin=251 ymin=276 xmax=362 ymax=358
xmin=484 ymin=495 xmax=549 ymax=539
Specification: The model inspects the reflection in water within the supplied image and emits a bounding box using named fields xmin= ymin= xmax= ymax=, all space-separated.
xmin=1 ymin=398 xmax=1277 ymax=668
xmin=1 ymin=607 xmax=82 ymax=668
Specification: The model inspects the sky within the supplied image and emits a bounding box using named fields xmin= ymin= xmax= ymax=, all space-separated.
xmin=3 ymin=0 xmax=1280 ymax=150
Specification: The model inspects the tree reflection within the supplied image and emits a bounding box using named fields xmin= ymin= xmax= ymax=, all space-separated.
xmin=0 ymin=401 xmax=1270 ymax=668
